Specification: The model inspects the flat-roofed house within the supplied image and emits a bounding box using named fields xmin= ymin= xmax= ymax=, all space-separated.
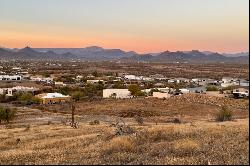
xmin=187 ymin=86 xmax=206 ymax=93
xmin=36 ymin=93 xmax=71 ymax=104
xmin=1 ymin=86 xmax=39 ymax=96
xmin=30 ymin=76 xmax=53 ymax=83
xmin=180 ymin=88 xmax=190 ymax=94
xmin=0 ymin=75 xmax=22 ymax=81
xmin=103 ymin=89 xmax=131 ymax=99
xmin=232 ymin=88 xmax=249 ymax=98
xmin=54 ymin=82 xmax=67 ymax=86
xmin=87 ymin=80 xmax=106 ymax=84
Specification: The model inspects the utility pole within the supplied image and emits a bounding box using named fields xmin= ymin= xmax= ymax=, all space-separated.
xmin=70 ymin=102 xmax=78 ymax=128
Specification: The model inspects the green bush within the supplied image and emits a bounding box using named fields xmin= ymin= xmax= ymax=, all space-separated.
xmin=0 ymin=94 xmax=6 ymax=102
xmin=72 ymin=91 xmax=85 ymax=101
xmin=206 ymin=85 xmax=218 ymax=91
xmin=0 ymin=106 xmax=16 ymax=124
xmin=17 ymin=93 xmax=41 ymax=104
xmin=216 ymin=106 xmax=233 ymax=122
xmin=128 ymin=84 xmax=141 ymax=97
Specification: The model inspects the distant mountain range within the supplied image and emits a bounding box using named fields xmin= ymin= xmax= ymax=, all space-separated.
xmin=0 ymin=46 xmax=248 ymax=63
xmin=122 ymin=50 xmax=249 ymax=64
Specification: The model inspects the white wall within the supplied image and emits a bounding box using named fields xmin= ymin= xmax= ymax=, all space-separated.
xmin=153 ymin=92 xmax=171 ymax=99
xmin=103 ymin=89 xmax=131 ymax=99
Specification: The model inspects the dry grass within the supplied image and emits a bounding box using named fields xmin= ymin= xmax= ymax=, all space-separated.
xmin=173 ymin=138 xmax=201 ymax=156
xmin=0 ymin=118 xmax=248 ymax=165
xmin=0 ymin=93 xmax=248 ymax=165
xmin=39 ymin=94 xmax=248 ymax=122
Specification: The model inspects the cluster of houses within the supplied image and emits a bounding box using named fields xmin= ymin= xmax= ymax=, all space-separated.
xmin=0 ymin=71 xmax=249 ymax=104
xmin=0 ymin=86 xmax=39 ymax=97
xmin=101 ymin=74 xmax=249 ymax=99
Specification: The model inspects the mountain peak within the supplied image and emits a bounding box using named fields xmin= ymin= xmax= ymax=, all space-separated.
xmin=85 ymin=46 xmax=104 ymax=51
xmin=19 ymin=46 xmax=35 ymax=52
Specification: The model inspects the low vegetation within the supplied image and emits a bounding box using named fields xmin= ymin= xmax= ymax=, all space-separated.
xmin=0 ymin=120 xmax=248 ymax=165
xmin=206 ymin=85 xmax=218 ymax=91
xmin=0 ymin=106 xmax=16 ymax=124
xmin=216 ymin=106 xmax=233 ymax=122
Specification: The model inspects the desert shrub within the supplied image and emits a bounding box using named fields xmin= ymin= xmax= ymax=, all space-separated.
xmin=0 ymin=94 xmax=6 ymax=102
xmin=113 ymin=81 xmax=126 ymax=89
xmin=128 ymin=84 xmax=141 ymax=97
xmin=89 ymin=120 xmax=100 ymax=125
xmin=31 ymin=97 xmax=42 ymax=104
xmin=92 ymin=70 xmax=99 ymax=77
xmin=222 ymin=86 xmax=236 ymax=91
xmin=17 ymin=93 xmax=41 ymax=104
xmin=134 ymin=115 xmax=144 ymax=125
xmin=0 ymin=106 xmax=16 ymax=124
xmin=18 ymin=92 xmax=33 ymax=101
xmin=84 ymin=83 xmax=103 ymax=97
xmin=206 ymin=85 xmax=218 ymax=91
xmin=173 ymin=118 xmax=181 ymax=124
xmin=56 ymin=86 xmax=70 ymax=95
xmin=216 ymin=106 xmax=233 ymax=122
xmin=72 ymin=91 xmax=85 ymax=101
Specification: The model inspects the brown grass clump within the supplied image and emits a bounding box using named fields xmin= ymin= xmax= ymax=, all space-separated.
xmin=173 ymin=138 xmax=201 ymax=156
xmin=103 ymin=136 xmax=136 ymax=155
xmin=216 ymin=106 xmax=233 ymax=122
xmin=89 ymin=120 xmax=100 ymax=125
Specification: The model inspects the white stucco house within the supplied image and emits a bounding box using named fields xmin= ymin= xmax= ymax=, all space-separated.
xmin=124 ymin=75 xmax=143 ymax=81
xmin=232 ymin=88 xmax=249 ymax=98
xmin=0 ymin=86 xmax=39 ymax=96
xmin=0 ymin=75 xmax=22 ymax=81
xmin=103 ymin=89 xmax=131 ymax=99
xmin=179 ymin=88 xmax=190 ymax=94
xmin=87 ymin=80 xmax=106 ymax=84
xmin=30 ymin=76 xmax=53 ymax=83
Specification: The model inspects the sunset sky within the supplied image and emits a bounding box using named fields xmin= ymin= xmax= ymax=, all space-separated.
xmin=0 ymin=0 xmax=248 ymax=53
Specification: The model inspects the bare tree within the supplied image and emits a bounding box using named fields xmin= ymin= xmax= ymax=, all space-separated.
xmin=69 ymin=102 xmax=78 ymax=128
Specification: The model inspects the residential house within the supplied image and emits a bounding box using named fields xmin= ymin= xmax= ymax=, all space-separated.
xmin=1 ymin=86 xmax=39 ymax=96
xmin=103 ymin=89 xmax=131 ymax=99
xmin=36 ymin=93 xmax=71 ymax=104
xmin=179 ymin=88 xmax=190 ymax=94
xmin=124 ymin=75 xmax=143 ymax=81
xmin=238 ymin=79 xmax=249 ymax=87
xmin=86 ymin=74 xmax=94 ymax=79
xmin=87 ymin=79 xmax=106 ymax=84
xmin=232 ymin=88 xmax=249 ymax=98
xmin=157 ymin=87 xmax=170 ymax=93
xmin=54 ymin=82 xmax=67 ymax=86
xmin=168 ymin=78 xmax=189 ymax=84
xmin=194 ymin=78 xmax=218 ymax=86
xmin=142 ymin=76 xmax=154 ymax=82
xmin=154 ymin=83 xmax=165 ymax=87
xmin=76 ymin=75 xmax=84 ymax=81
xmin=222 ymin=77 xmax=235 ymax=83
xmin=30 ymin=76 xmax=53 ymax=83
xmin=0 ymin=75 xmax=22 ymax=81
xmin=187 ymin=86 xmax=206 ymax=93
